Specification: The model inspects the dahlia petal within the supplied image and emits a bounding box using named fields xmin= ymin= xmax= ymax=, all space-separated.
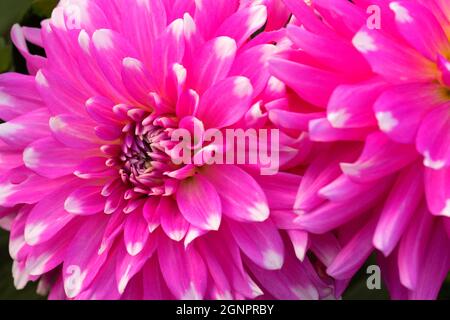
xmin=327 ymin=214 xmax=377 ymax=280
xmin=309 ymin=118 xmax=374 ymax=142
xmin=0 ymin=166 xmax=72 ymax=207
xmin=416 ymin=104 xmax=450 ymax=170
xmin=282 ymin=0 xmax=335 ymax=37
xmin=91 ymin=29 xmax=137 ymax=103
xmin=142 ymin=256 xmax=173 ymax=299
xmin=269 ymin=58 xmax=345 ymax=107
xmin=202 ymin=165 xmax=269 ymax=222
xmin=23 ymin=137 xmax=92 ymax=179
xmin=398 ymin=205 xmax=434 ymax=290
xmin=0 ymin=73 xmax=43 ymax=121
xmin=188 ymin=36 xmax=236 ymax=94
xmin=269 ymin=108 xmax=324 ymax=132
xmin=98 ymin=210 xmax=125 ymax=255
xmin=151 ymin=18 xmax=185 ymax=103
xmin=327 ymin=80 xmax=387 ymax=129
xmin=196 ymin=238 xmax=233 ymax=296
xmin=247 ymin=253 xmax=320 ymax=300
xmin=228 ymin=219 xmax=284 ymax=270
xmin=25 ymin=181 xmax=83 ymax=245
xmin=193 ymin=0 xmax=238 ymax=39
xmin=10 ymin=24 xmax=46 ymax=74
xmin=0 ymin=108 xmax=50 ymax=150
xmin=340 ymin=133 xmax=418 ymax=183
xmin=117 ymin=233 xmax=158 ymax=294
xmin=287 ymin=24 xmax=371 ymax=78
xmin=142 ymin=197 xmax=160 ymax=232
xmin=373 ymin=83 xmax=444 ymax=144
xmin=230 ymin=44 xmax=276 ymax=98
xmin=254 ymin=172 xmax=302 ymax=210
xmin=120 ymin=0 xmax=166 ymax=69
xmin=63 ymin=215 xmax=109 ymax=298
xmin=287 ymin=230 xmax=309 ymax=262
xmin=9 ymin=207 xmax=31 ymax=261
xmin=25 ymin=222 xmax=79 ymax=276
xmin=196 ymin=76 xmax=253 ymax=128
xmin=158 ymin=240 xmax=207 ymax=299
xmin=318 ymin=174 xmax=378 ymax=203
xmin=216 ymin=5 xmax=267 ymax=48
xmin=50 ymin=114 xmax=101 ymax=149
xmin=352 ymin=27 xmax=435 ymax=82
xmin=176 ymin=89 xmax=199 ymax=118
xmin=309 ymin=233 xmax=341 ymax=267
xmin=409 ymin=223 xmax=450 ymax=300
xmin=121 ymin=57 xmax=157 ymax=107
xmin=64 ymin=185 xmax=106 ymax=216
xmin=85 ymin=96 xmax=121 ymax=125
xmin=0 ymin=142 xmax=23 ymax=175
xmin=75 ymin=252 xmax=121 ymax=300
xmin=424 ymin=166 xmax=450 ymax=217
xmin=295 ymin=177 xmax=390 ymax=233
xmin=176 ymin=175 xmax=222 ymax=231
xmin=389 ymin=1 xmax=449 ymax=60
xmin=158 ymin=197 xmax=189 ymax=241
xmin=373 ymin=163 xmax=423 ymax=256
xmin=377 ymin=250 xmax=408 ymax=300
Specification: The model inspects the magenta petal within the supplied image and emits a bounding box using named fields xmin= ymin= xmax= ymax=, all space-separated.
xmin=158 ymin=197 xmax=189 ymax=241
xmin=228 ymin=219 xmax=284 ymax=270
xmin=158 ymin=240 xmax=207 ymax=299
xmin=196 ymin=76 xmax=253 ymax=128
xmin=424 ymin=166 xmax=450 ymax=217
xmin=176 ymin=175 xmax=222 ymax=231
xmin=63 ymin=215 xmax=109 ymax=298
xmin=202 ymin=165 xmax=269 ymax=222
xmin=65 ymin=185 xmax=106 ymax=215
xmin=416 ymin=104 xmax=450 ymax=170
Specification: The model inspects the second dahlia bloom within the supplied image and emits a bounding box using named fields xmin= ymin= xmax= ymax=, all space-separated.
xmin=270 ymin=0 xmax=450 ymax=299
xmin=0 ymin=0 xmax=336 ymax=299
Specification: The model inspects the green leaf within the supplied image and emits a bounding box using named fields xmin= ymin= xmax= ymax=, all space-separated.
xmin=31 ymin=0 xmax=59 ymax=18
xmin=0 ymin=0 xmax=33 ymax=36
xmin=0 ymin=37 xmax=12 ymax=72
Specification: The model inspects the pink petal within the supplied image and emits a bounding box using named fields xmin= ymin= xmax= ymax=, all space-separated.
xmin=176 ymin=175 xmax=222 ymax=231
xmin=50 ymin=114 xmax=101 ymax=149
xmin=196 ymin=76 xmax=253 ymax=128
xmin=64 ymin=185 xmax=106 ymax=216
xmin=158 ymin=197 xmax=189 ymax=241
xmin=228 ymin=219 xmax=284 ymax=270
xmin=23 ymin=137 xmax=93 ymax=179
xmin=373 ymin=163 xmax=423 ymax=256
xmin=202 ymin=165 xmax=269 ymax=222
xmin=416 ymin=104 xmax=450 ymax=170
xmin=340 ymin=132 xmax=418 ymax=183
xmin=63 ymin=215 xmax=109 ymax=298
xmin=0 ymin=108 xmax=50 ymax=149
xmin=188 ymin=36 xmax=236 ymax=94
xmin=269 ymin=58 xmax=345 ymax=107
xmin=398 ymin=205 xmax=434 ymax=290
xmin=216 ymin=5 xmax=267 ymax=48
xmin=327 ymin=214 xmax=378 ymax=280
xmin=373 ymin=83 xmax=444 ymax=144
xmin=158 ymin=239 xmax=207 ymax=299
xmin=116 ymin=233 xmax=158 ymax=294
xmin=389 ymin=1 xmax=449 ymax=60
xmin=424 ymin=166 xmax=450 ymax=217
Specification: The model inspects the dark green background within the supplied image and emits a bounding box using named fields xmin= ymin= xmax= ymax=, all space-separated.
xmin=0 ymin=0 xmax=448 ymax=300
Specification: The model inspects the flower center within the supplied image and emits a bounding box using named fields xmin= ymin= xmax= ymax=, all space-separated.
xmin=118 ymin=114 xmax=177 ymax=192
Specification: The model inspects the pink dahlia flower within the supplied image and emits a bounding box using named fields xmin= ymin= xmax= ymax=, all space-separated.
xmin=0 ymin=0 xmax=337 ymax=300
xmin=269 ymin=0 xmax=450 ymax=299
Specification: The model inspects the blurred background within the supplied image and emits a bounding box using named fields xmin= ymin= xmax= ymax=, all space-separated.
xmin=0 ymin=0 xmax=448 ymax=300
